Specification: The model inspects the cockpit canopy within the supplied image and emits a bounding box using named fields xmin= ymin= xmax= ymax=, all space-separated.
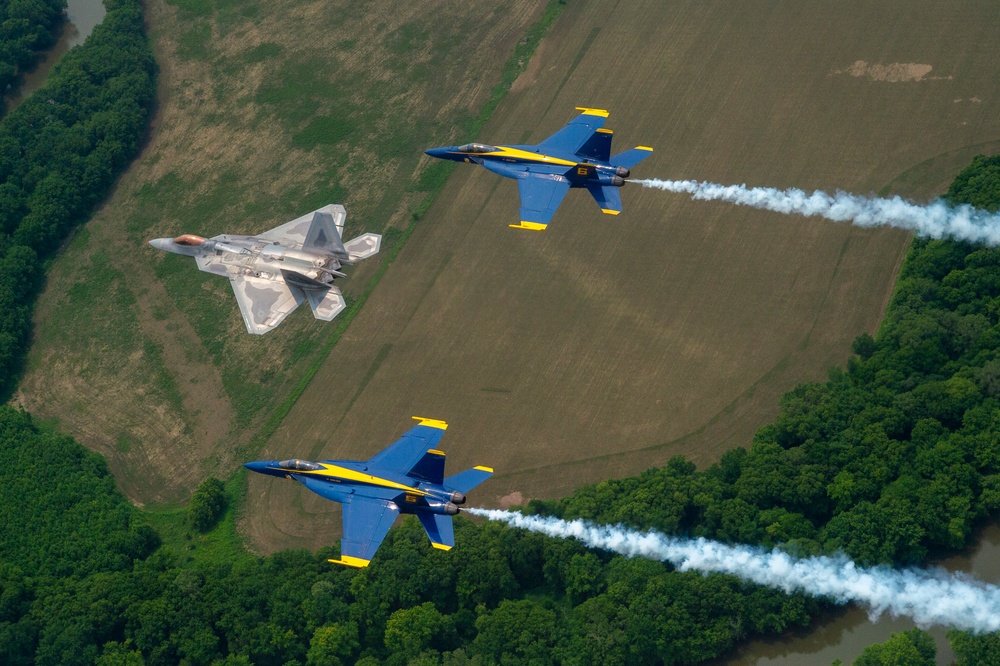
xmin=457 ymin=143 xmax=496 ymax=154
xmin=173 ymin=234 xmax=206 ymax=246
xmin=278 ymin=459 xmax=322 ymax=471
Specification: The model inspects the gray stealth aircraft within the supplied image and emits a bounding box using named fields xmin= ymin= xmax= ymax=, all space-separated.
xmin=149 ymin=205 xmax=380 ymax=334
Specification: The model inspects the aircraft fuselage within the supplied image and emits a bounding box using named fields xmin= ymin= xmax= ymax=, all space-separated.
xmin=149 ymin=235 xmax=341 ymax=282
xmin=244 ymin=459 xmax=465 ymax=516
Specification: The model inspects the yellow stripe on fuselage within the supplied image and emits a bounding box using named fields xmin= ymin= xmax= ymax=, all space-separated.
xmin=483 ymin=146 xmax=578 ymax=167
xmin=294 ymin=463 xmax=427 ymax=495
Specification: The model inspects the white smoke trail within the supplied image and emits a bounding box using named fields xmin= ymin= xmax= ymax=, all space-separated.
xmin=467 ymin=508 xmax=1000 ymax=633
xmin=633 ymin=178 xmax=1000 ymax=245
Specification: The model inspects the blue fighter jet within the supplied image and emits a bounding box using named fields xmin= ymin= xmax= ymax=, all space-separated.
xmin=244 ymin=417 xmax=492 ymax=568
xmin=424 ymin=107 xmax=653 ymax=230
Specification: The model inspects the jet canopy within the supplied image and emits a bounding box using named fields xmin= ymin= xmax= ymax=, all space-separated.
xmin=457 ymin=143 xmax=496 ymax=154
xmin=278 ymin=459 xmax=322 ymax=471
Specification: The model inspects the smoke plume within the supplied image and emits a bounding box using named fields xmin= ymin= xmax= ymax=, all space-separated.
xmin=633 ymin=179 xmax=1000 ymax=245
xmin=467 ymin=508 xmax=1000 ymax=633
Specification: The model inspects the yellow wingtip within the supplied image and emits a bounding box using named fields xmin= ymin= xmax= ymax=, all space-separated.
xmin=635 ymin=145 xmax=654 ymax=151
xmin=575 ymin=106 xmax=610 ymax=118
xmin=509 ymin=221 xmax=547 ymax=231
xmin=431 ymin=543 xmax=453 ymax=551
xmin=601 ymin=209 xmax=621 ymax=215
xmin=328 ymin=555 xmax=370 ymax=568
xmin=427 ymin=449 xmax=445 ymax=456
xmin=473 ymin=465 xmax=494 ymax=473
xmin=412 ymin=416 xmax=448 ymax=430
xmin=596 ymin=128 xmax=614 ymax=134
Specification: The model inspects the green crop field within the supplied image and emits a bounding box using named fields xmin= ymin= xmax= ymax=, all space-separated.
xmin=15 ymin=0 xmax=548 ymax=504
xmin=241 ymin=0 xmax=1000 ymax=553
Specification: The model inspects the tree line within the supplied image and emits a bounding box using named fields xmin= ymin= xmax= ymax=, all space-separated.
xmin=0 ymin=0 xmax=156 ymax=400
xmin=0 ymin=0 xmax=66 ymax=111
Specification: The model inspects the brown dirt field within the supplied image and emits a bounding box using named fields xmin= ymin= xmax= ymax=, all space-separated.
xmin=14 ymin=0 xmax=546 ymax=504
xmin=243 ymin=0 xmax=1000 ymax=554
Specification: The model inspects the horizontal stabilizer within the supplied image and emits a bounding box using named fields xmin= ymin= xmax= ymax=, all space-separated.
xmin=445 ymin=466 xmax=493 ymax=494
xmin=586 ymin=183 xmax=623 ymax=215
xmin=343 ymin=233 xmax=381 ymax=263
xmin=609 ymin=146 xmax=653 ymax=170
xmin=418 ymin=512 xmax=455 ymax=551
xmin=306 ymin=285 xmax=346 ymax=321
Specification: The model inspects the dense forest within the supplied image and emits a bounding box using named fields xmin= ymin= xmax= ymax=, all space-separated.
xmin=0 ymin=0 xmax=155 ymax=400
xmin=0 ymin=0 xmax=66 ymax=109
xmin=3 ymin=153 xmax=1000 ymax=664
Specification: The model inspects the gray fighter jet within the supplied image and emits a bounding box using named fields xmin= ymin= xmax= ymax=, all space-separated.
xmin=149 ymin=205 xmax=380 ymax=335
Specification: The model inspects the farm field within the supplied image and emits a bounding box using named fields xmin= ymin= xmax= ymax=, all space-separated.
xmin=14 ymin=0 xmax=548 ymax=503
xmin=244 ymin=0 xmax=1000 ymax=553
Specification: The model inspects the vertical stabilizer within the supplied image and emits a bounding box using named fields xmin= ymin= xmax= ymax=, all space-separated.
xmin=575 ymin=128 xmax=614 ymax=162
xmin=304 ymin=211 xmax=349 ymax=258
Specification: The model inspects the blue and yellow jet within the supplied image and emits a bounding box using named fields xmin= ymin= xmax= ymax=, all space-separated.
xmin=244 ymin=417 xmax=492 ymax=568
xmin=424 ymin=107 xmax=653 ymax=230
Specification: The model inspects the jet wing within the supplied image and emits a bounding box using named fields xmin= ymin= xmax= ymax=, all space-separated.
xmin=229 ymin=275 xmax=305 ymax=335
xmin=367 ymin=417 xmax=448 ymax=477
xmin=511 ymin=175 xmax=572 ymax=231
xmin=333 ymin=493 xmax=400 ymax=567
xmin=536 ymin=107 xmax=609 ymax=156
xmin=258 ymin=205 xmax=347 ymax=247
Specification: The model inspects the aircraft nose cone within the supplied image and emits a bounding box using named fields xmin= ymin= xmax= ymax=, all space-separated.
xmin=148 ymin=238 xmax=173 ymax=251
xmin=243 ymin=460 xmax=272 ymax=474
xmin=424 ymin=146 xmax=450 ymax=159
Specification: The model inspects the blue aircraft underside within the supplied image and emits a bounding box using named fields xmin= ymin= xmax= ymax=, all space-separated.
xmin=244 ymin=418 xmax=493 ymax=567
xmin=425 ymin=107 xmax=652 ymax=229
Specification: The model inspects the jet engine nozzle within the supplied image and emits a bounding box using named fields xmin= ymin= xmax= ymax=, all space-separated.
xmin=426 ymin=501 xmax=461 ymax=515
xmin=611 ymin=176 xmax=625 ymax=187
xmin=448 ymin=491 xmax=467 ymax=505
xmin=615 ymin=166 xmax=630 ymax=178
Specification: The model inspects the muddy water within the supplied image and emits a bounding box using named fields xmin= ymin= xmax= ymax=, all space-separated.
xmin=5 ymin=0 xmax=107 ymax=110
xmin=722 ymin=523 xmax=1000 ymax=665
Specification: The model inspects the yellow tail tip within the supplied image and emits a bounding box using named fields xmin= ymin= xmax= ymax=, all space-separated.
xmin=328 ymin=555 xmax=371 ymax=568
xmin=509 ymin=221 xmax=546 ymax=231
xmin=431 ymin=543 xmax=453 ymax=551
xmin=473 ymin=465 xmax=494 ymax=473
xmin=412 ymin=416 xmax=448 ymax=430
xmin=575 ymin=106 xmax=610 ymax=118
xmin=601 ymin=209 xmax=621 ymax=215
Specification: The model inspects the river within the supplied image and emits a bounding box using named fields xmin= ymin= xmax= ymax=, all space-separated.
xmin=722 ymin=522 xmax=1000 ymax=665
xmin=4 ymin=0 xmax=107 ymax=110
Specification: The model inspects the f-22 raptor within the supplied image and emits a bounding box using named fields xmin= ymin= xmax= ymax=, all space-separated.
xmin=149 ymin=205 xmax=380 ymax=334
xmin=424 ymin=107 xmax=653 ymax=230
xmin=244 ymin=417 xmax=493 ymax=568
